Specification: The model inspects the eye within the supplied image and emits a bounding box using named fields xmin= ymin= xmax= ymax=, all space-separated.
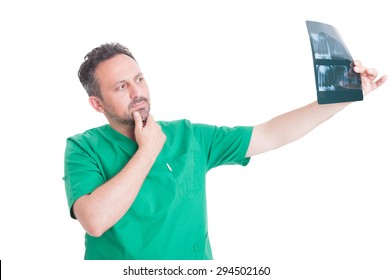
xmin=137 ymin=76 xmax=144 ymax=83
xmin=117 ymin=83 xmax=127 ymax=91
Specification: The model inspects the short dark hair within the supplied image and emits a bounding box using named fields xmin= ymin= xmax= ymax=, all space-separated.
xmin=78 ymin=43 xmax=136 ymax=98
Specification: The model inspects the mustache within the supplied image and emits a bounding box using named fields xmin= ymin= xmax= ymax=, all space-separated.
xmin=129 ymin=97 xmax=149 ymax=110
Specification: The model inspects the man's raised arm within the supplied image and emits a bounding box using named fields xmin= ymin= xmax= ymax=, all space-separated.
xmin=246 ymin=61 xmax=387 ymax=157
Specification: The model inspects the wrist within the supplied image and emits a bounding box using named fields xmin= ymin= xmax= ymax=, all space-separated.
xmin=136 ymin=147 xmax=159 ymax=165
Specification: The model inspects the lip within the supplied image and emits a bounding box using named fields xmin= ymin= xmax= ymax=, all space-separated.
xmin=130 ymin=101 xmax=146 ymax=110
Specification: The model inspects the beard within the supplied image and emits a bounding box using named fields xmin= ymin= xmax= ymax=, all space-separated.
xmin=104 ymin=97 xmax=150 ymax=126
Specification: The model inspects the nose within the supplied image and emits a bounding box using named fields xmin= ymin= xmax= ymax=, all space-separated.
xmin=128 ymin=84 xmax=141 ymax=99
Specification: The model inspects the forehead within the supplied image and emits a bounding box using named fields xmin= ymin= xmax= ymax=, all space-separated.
xmin=95 ymin=54 xmax=140 ymax=88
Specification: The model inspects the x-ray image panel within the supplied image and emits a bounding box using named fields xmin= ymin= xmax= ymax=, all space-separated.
xmin=334 ymin=65 xmax=349 ymax=90
xmin=306 ymin=20 xmax=363 ymax=104
xmin=310 ymin=32 xmax=351 ymax=61
xmin=317 ymin=65 xmax=335 ymax=91
xmin=311 ymin=32 xmax=332 ymax=59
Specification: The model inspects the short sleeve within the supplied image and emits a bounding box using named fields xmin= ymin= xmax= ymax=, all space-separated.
xmin=192 ymin=124 xmax=253 ymax=170
xmin=63 ymin=137 xmax=105 ymax=219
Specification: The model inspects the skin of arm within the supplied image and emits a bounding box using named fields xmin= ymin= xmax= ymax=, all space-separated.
xmin=246 ymin=61 xmax=387 ymax=157
xmin=73 ymin=112 xmax=166 ymax=237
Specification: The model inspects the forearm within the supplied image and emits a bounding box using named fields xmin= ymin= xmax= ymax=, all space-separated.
xmin=246 ymin=101 xmax=350 ymax=156
xmin=73 ymin=149 xmax=156 ymax=237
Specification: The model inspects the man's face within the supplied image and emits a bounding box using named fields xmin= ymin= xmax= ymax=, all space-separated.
xmin=94 ymin=54 xmax=151 ymax=126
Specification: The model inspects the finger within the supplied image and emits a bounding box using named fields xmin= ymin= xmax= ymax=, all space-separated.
xmin=133 ymin=111 xmax=143 ymax=131
xmin=373 ymin=74 xmax=388 ymax=88
xmin=145 ymin=114 xmax=155 ymax=126
xmin=353 ymin=64 xmax=366 ymax=74
xmin=364 ymin=68 xmax=378 ymax=78
xmin=353 ymin=60 xmax=362 ymax=67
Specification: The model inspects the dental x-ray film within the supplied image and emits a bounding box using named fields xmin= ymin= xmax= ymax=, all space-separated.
xmin=306 ymin=20 xmax=363 ymax=104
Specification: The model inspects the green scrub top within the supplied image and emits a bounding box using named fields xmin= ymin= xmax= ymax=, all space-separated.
xmin=63 ymin=119 xmax=252 ymax=260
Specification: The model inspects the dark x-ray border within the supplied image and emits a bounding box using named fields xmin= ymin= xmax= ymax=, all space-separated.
xmin=306 ymin=20 xmax=363 ymax=104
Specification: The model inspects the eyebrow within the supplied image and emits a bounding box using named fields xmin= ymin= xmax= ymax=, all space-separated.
xmin=112 ymin=80 xmax=127 ymax=89
xmin=134 ymin=72 xmax=144 ymax=80
xmin=111 ymin=72 xmax=143 ymax=89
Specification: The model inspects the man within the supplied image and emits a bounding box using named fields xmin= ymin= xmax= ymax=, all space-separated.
xmin=63 ymin=43 xmax=386 ymax=260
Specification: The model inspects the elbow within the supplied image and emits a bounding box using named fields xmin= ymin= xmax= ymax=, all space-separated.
xmin=73 ymin=200 xmax=108 ymax=238
xmin=81 ymin=213 xmax=110 ymax=237
xmin=84 ymin=223 xmax=106 ymax=238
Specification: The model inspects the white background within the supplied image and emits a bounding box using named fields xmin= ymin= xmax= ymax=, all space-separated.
xmin=0 ymin=0 xmax=391 ymax=279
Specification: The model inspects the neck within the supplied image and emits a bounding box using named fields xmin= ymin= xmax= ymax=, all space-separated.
xmin=109 ymin=121 xmax=137 ymax=141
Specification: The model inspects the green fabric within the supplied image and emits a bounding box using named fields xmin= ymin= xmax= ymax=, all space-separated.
xmin=63 ymin=119 xmax=253 ymax=260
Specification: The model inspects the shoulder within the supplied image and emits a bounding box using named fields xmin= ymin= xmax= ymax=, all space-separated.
xmin=66 ymin=125 xmax=110 ymax=148
xmin=158 ymin=119 xmax=191 ymax=128
xmin=158 ymin=119 xmax=215 ymax=132
xmin=158 ymin=119 xmax=193 ymax=134
xmin=157 ymin=119 xmax=220 ymax=138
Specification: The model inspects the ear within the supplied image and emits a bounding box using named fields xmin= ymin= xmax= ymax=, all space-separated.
xmin=89 ymin=96 xmax=105 ymax=113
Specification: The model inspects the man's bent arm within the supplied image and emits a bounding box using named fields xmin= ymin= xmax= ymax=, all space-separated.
xmin=73 ymin=113 xmax=166 ymax=237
